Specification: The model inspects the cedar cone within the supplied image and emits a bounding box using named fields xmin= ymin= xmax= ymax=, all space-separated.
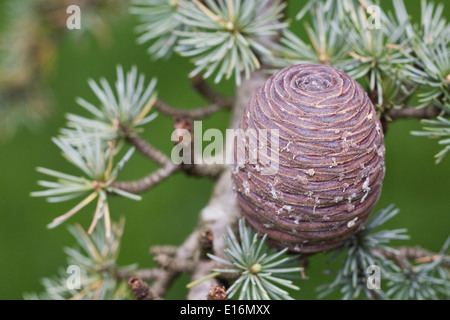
xmin=232 ymin=64 xmax=385 ymax=254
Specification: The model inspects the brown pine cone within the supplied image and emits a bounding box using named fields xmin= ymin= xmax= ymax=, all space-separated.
xmin=232 ymin=64 xmax=385 ymax=254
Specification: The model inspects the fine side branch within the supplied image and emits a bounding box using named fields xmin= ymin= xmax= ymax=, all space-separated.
xmin=126 ymin=133 xmax=172 ymax=166
xmin=112 ymin=162 xmax=180 ymax=194
xmin=377 ymin=246 xmax=450 ymax=270
xmin=155 ymin=99 xmax=231 ymax=120
xmin=190 ymin=74 xmax=230 ymax=105
xmin=386 ymin=105 xmax=442 ymax=120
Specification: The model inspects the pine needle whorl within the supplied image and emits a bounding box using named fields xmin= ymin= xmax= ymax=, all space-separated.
xmin=232 ymin=64 xmax=386 ymax=254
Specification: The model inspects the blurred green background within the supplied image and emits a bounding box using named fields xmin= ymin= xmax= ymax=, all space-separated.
xmin=0 ymin=0 xmax=449 ymax=300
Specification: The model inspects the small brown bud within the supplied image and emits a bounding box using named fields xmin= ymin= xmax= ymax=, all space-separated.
xmin=207 ymin=285 xmax=227 ymax=300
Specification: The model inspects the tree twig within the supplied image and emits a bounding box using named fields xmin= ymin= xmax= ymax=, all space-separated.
xmin=381 ymin=105 xmax=443 ymax=133
xmin=190 ymin=74 xmax=230 ymax=105
xmin=150 ymin=230 xmax=200 ymax=297
xmin=116 ymin=268 xmax=165 ymax=281
xmin=150 ymin=245 xmax=178 ymax=256
xmin=187 ymin=260 xmax=221 ymax=300
xmin=111 ymin=162 xmax=180 ymax=194
xmin=376 ymin=246 xmax=450 ymax=270
xmin=376 ymin=248 xmax=408 ymax=270
xmin=386 ymin=105 xmax=442 ymax=120
xmin=153 ymin=253 xmax=195 ymax=272
xmin=155 ymin=99 xmax=229 ymax=120
xmin=111 ymin=161 xmax=225 ymax=194
xmin=182 ymin=163 xmax=228 ymax=180
xmin=126 ymin=133 xmax=171 ymax=166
